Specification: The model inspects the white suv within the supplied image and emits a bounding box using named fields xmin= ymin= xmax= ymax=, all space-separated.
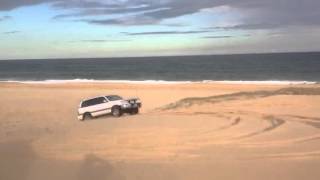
xmin=77 ymin=95 xmax=141 ymax=120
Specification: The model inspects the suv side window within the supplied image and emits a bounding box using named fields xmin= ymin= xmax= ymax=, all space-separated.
xmin=81 ymin=97 xmax=106 ymax=107
xmin=81 ymin=101 xmax=87 ymax=108
xmin=94 ymin=97 xmax=107 ymax=104
xmin=81 ymin=99 xmax=93 ymax=107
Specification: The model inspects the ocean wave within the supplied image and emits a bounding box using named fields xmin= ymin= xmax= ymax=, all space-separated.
xmin=1 ymin=79 xmax=193 ymax=84
xmin=0 ymin=79 xmax=317 ymax=85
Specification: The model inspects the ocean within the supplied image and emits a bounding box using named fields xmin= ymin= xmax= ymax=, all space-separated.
xmin=0 ymin=52 xmax=319 ymax=84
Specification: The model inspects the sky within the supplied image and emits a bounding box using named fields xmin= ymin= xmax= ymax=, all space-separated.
xmin=0 ymin=0 xmax=320 ymax=60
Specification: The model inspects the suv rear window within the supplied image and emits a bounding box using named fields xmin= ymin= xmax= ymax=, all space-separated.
xmin=81 ymin=97 xmax=106 ymax=107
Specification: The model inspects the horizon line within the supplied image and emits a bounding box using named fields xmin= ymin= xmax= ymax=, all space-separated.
xmin=1 ymin=50 xmax=320 ymax=61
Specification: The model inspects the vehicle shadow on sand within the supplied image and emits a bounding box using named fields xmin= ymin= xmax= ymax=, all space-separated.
xmin=80 ymin=113 xmax=139 ymax=122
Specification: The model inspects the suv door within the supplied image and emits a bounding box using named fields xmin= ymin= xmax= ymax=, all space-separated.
xmin=87 ymin=97 xmax=111 ymax=117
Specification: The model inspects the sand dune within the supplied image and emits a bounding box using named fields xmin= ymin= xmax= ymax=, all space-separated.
xmin=1 ymin=83 xmax=320 ymax=180
xmin=160 ymin=87 xmax=320 ymax=110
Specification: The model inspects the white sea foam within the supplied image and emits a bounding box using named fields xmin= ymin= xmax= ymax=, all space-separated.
xmin=0 ymin=79 xmax=317 ymax=85
xmin=202 ymin=80 xmax=317 ymax=85
xmin=1 ymin=79 xmax=193 ymax=84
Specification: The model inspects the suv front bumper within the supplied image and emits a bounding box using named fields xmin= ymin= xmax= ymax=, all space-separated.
xmin=121 ymin=103 xmax=141 ymax=111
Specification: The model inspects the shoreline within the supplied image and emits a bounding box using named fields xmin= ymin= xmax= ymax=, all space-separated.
xmin=0 ymin=79 xmax=317 ymax=85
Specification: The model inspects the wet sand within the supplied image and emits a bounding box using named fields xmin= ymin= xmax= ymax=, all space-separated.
xmin=1 ymin=82 xmax=320 ymax=180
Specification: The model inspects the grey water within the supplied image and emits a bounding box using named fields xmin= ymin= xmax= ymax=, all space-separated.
xmin=0 ymin=52 xmax=319 ymax=82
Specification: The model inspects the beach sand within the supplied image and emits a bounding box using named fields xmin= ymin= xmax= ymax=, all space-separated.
xmin=1 ymin=82 xmax=320 ymax=180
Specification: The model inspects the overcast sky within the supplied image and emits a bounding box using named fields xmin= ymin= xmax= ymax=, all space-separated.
xmin=0 ymin=0 xmax=320 ymax=59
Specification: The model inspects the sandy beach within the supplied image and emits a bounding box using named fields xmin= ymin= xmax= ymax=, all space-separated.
xmin=1 ymin=82 xmax=320 ymax=180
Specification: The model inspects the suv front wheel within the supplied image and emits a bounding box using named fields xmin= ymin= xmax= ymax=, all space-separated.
xmin=111 ymin=106 xmax=122 ymax=117
xmin=130 ymin=108 xmax=139 ymax=115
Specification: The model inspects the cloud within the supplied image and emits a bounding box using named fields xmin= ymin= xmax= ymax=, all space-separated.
xmin=206 ymin=23 xmax=282 ymax=31
xmin=66 ymin=0 xmax=320 ymax=29
xmin=201 ymin=34 xmax=250 ymax=39
xmin=123 ymin=30 xmax=211 ymax=36
xmin=0 ymin=0 xmax=320 ymax=30
xmin=202 ymin=35 xmax=233 ymax=39
xmin=53 ymin=0 xmax=224 ymax=25
xmin=70 ymin=39 xmax=131 ymax=43
xmin=0 ymin=15 xmax=11 ymax=21
xmin=236 ymin=0 xmax=320 ymax=28
xmin=52 ymin=0 xmax=120 ymax=10
xmin=83 ymin=15 xmax=161 ymax=26
xmin=52 ymin=3 xmax=159 ymax=19
xmin=0 ymin=0 xmax=53 ymax=11
xmin=3 ymin=31 xmax=20 ymax=34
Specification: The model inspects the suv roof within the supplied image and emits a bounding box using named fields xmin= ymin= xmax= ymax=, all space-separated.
xmin=82 ymin=96 xmax=104 ymax=102
xmin=81 ymin=95 xmax=123 ymax=104
xmin=105 ymin=95 xmax=123 ymax=101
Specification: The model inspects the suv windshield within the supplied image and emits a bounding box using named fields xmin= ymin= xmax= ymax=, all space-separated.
xmin=106 ymin=95 xmax=123 ymax=101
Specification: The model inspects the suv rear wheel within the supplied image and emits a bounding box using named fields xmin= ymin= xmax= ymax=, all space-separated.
xmin=83 ymin=112 xmax=92 ymax=120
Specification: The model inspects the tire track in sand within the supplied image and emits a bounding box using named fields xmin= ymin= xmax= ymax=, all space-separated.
xmin=234 ymin=115 xmax=285 ymax=139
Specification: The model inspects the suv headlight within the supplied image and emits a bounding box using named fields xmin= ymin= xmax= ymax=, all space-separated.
xmin=121 ymin=103 xmax=130 ymax=108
